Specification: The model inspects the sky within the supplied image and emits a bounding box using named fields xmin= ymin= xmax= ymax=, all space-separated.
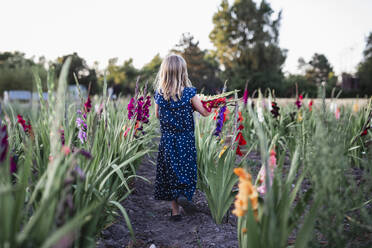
xmin=1 ymin=0 xmax=371 ymax=75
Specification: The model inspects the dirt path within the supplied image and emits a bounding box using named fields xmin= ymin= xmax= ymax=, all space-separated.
xmin=96 ymin=155 xmax=239 ymax=248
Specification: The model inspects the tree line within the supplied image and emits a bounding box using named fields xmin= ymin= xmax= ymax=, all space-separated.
xmin=0 ymin=0 xmax=371 ymax=98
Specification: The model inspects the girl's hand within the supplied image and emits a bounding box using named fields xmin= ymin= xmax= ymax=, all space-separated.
xmin=191 ymin=95 xmax=212 ymax=117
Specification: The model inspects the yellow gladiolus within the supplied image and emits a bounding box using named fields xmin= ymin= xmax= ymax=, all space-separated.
xmin=353 ymin=103 xmax=359 ymax=113
xmin=220 ymin=138 xmax=224 ymax=144
xmin=218 ymin=145 xmax=228 ymax=158
xmin=297 ymin=112 xmax=303 ymax=122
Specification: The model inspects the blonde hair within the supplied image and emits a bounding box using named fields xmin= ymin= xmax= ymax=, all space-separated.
xmin=154 ymin=54 xmax=192 ymax=101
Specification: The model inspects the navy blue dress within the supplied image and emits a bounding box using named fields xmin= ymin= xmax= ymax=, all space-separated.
xmin=154 ymin=87 xmax=197 ymax=202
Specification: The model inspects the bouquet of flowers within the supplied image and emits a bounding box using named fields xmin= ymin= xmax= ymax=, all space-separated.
xmin=198 ymin=89 xmax=240 ymax=112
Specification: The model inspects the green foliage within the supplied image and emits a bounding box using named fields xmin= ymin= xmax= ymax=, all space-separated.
xmin=0 ymin=51 xmax=47 ymax=94
xmin=195 ymin=111 xmax=246 ymax=224
xmin=298 ymin=53 xmax=335 ymax=86
xmin=0 ymin=60 xmax=156 ymax=247
xmin=210 ymin=0 xmax=287 ymax=92
xmin=53 ymin=52 xmax=99 ymax=94
xmin=172 ymin=33 xmax=223 ymax=93
xmin=357 ymin=32 xmax=372 ymax=96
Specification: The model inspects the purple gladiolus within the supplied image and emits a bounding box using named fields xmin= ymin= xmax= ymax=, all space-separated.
xmin=78 ymin=149 xmax=92 ymax=159
xmin=76 ymin=118 xmax=87 ymax=129
xmin=214 ymin=106 xmax=227 ymax=136
xmin=10 ymin=156 xmax=17 ymax=174
xmin=0 ymin=125 xmax=8 ymax=162
xmin=73 ymin=165 xmax=86 ymax=180
xmin=78 ymin=130 xmax=87 ymax=144
xmin=59 ymin=129 xmax=65 ymax=146
xmin=76 ymin=110 xmax=88 ymax=144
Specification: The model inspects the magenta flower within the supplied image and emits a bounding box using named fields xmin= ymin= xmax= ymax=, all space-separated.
xmin=127 ymin=95 xmax=151 ymax=124
xmin=295 ymin=94 xmax=303 ymax=109
xmin=84 ymin=96 xmax=92 ymax=113
xmin=136 ymin=96 xmax=144 ymax=122
xmin=142 ymin=96 xmax=151 ymax=123
xmin=127 ymin=98 xmax=135 ymax=120
xmin=17 ymin=115 xmax=32 ymax=133
xmin=243 ymin=88 xmax=248 ymax=106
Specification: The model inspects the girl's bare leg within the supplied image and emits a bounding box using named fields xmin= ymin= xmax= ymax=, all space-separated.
xmin=171 ymin=200 xmax=180 ymax=215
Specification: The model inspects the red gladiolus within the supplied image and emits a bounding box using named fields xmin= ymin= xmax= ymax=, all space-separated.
xmin=201 ymin=98 xmax=226 ymax=112
xmin=299 ymin=94 xmax=303 ymax=100
xmin=238 ymin=124 xmax=244 ymax=130
xmin=223 ymin=108 xmax=230 ymax=123
xmin=235 ymin=132 xmax=247 ymax=146
xmin=17 ymin=115 xmax=32 ymax=133
xmin=361 ymin=128 xmax=369 ymax=136
xmin=236 ymin=146 xmax=243 ymax=156
xmin=309 ymin=100 xmax=314 ymax=111
xmin=213 ymin=109 xmax=219 ymax=120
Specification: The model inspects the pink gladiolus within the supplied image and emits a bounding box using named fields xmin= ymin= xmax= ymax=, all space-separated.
xmin=335 ymin=108 xmax=340 ymax=120
xmin=257 ymin=149 xmax=277 ymax=195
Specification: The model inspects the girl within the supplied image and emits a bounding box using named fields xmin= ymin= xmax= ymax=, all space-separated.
xmin=153 ymin=54 xmax=211 ymax=221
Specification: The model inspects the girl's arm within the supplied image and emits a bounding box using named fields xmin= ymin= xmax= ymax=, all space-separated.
xmin=191 ymin=95 xmax=212 ymax=117
xmin=155 ymin=103 xmax=159 ymax=118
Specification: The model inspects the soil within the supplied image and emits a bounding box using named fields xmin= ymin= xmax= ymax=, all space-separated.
xmin=96 ymin=155 xmax=239 ymax=248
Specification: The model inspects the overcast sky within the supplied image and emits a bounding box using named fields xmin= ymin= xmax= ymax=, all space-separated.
xmin=1 ymin=0 xmax=371 ymax=74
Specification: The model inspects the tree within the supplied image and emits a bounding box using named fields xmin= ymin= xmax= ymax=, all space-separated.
xmin=357 ymin=32 xmax=372 ymax=96
xmin=172 ymin=33 xmax=223 ymax=94
xmin=104 ymin=58 xmax=140 ymax=96
xmin=0 ymin=51 xmax=47 ymax=94
xmin=209 ymin=0 xmax=286 ymax=92
xmin=54 ymin=53 xmax=98 ymax=94
xmin=299 ymin=53 xmax=336 ymax=86
xmin=140 ymin=53 xmax=162 ymax=92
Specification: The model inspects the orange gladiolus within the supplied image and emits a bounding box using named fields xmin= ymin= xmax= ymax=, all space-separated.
xmin=232 ymin=168 xmax=258 ymax=219
xmin=238 ymin=111 xmax=244 ymax=122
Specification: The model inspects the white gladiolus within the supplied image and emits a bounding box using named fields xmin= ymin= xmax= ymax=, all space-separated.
xmin=330 ymin=102 xmax=337 ymax=112
xmin=267 ymin=97 xmax=272 ymax=111
xmin=257 ymin=102 xmax=264 ymax=123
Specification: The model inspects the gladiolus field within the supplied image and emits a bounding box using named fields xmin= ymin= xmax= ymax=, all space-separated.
xmin=1 ymin=59 xmax=372 ymax=248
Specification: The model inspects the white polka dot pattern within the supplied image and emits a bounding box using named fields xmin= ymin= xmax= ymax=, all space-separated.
xmin=153 ymin=87 xmax=197 ymax=201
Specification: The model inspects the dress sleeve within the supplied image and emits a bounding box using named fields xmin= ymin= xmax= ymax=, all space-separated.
xmin=189 ymin=87 xmax=196 ymax=99
xmin=154 ymin=91 xmax=160 ymax=104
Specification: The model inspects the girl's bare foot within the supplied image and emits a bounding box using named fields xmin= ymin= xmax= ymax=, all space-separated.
xmin=171 ymin=200 xmax=180 ymax=215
